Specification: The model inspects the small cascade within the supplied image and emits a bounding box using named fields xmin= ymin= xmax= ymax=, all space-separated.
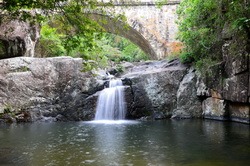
xmin=94 ymin=78 xmax=126 ymax=120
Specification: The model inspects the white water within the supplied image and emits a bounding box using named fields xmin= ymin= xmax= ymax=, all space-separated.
xmin=94 ymin=79 xmax=126 ymax=120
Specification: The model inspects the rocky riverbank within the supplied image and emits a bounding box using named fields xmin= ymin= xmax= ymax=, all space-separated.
xmin=0 ymin=56 xmax=249 ymax=124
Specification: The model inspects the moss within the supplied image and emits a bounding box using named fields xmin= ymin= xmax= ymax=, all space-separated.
xmin=13 ymin=66 xmax=30 ymax=72
xmin=3 ymin=105 xmax=12 ymax=114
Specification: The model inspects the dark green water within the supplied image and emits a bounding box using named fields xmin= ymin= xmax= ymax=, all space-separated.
xmin=0 ymin=119 xmax=249 ymax=166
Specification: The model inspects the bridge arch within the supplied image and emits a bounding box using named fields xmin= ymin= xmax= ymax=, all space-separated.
xmin=91 ymin=0 xmax=181 ymax=60
xmin=90 ymin=14 xmax=157 ymax=59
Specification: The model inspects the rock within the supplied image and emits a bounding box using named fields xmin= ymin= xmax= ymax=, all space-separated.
xmin=55 ymin=114 xmax=67 ymax=121
xmin=121 ymin=77 xmax=132 ymax=86
xmin=222 ymin=22 xmax=232 ymax=40
xmin=223 ymin=73 xmax=249 ymax=103
xmin=196 ymin=75 xmax=211 ymax=97
xmin=124 ymin=86 xmax=134 ymax=119
xmin=0 ymin=57 xmax=102 ymax=122
xmin=228 ymin=103 xmax=249 ymax=123
xmin=107 ymin=67 xmax=118 ymax=76
xmin=40 ymin=116 xmax=57 ymax=122
xmin=203 ymin=62 xmax=226 ymax=96
xmin=202 ymin=97 xmax=229 ymax=120
xmin=221 ymin=35 xmax=249 ymax=103
xmin=195 ymin=32 xmax=250 ymax=123
xmin=222 ymin=37 xmax=249 ymax=77
xmin=172 ymin=68 xmax=202 ymax=119
xmin=123 ymin=60 xmax=187 ymax=118
xmin=138 ymin=116 xmax=155 ymax=121
xmin=151 ymin=111 xmax=166 ymax=119
xmin=0 ymin=19 xmax=40 ymax=58
xmin=15 ymin=112 xmax=30 ymax=122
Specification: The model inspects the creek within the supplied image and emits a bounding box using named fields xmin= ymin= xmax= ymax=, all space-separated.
xmin=0 ymin=120 xmax=249 ymax=166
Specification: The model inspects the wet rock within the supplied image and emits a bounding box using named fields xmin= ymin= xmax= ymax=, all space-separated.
xmin=121 ymin=77 xmax=132 ymax=86
xmin=107 ymin=67 xmax=118 ymax=76
xmin=15 ymin=112 xmax=30 ymax=122
xmin=138 ymin=116 xmax=155 ymax=121
xmin=55 ymin=114 xmax=67 ymax=121
xmin=151 ymin=111 xmax=166 ymax=119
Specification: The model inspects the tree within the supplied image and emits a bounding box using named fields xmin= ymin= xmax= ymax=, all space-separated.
xmin=96 ymin=33 xmax=148 ymax=62
xmin=176 ymin=0 xmax=250 ymax=67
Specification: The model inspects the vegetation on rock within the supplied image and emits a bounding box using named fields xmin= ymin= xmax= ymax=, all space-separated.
xmin=177 ymin=0 xmax=250 ymax=68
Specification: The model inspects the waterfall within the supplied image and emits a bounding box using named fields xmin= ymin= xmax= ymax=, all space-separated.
xmin=94 ymin=79 xmax=126 ymax=120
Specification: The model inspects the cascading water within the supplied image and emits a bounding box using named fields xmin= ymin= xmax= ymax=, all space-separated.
xmin=94 ymin=78 xmax=126 ymax=120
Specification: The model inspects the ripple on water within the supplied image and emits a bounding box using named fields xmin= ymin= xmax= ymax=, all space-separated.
xmin=84 ymin=120 xmax=140 ymax=125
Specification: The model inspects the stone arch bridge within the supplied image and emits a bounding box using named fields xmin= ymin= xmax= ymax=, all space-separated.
xmin=93 ymin=0 xmax=181 ymax=59
xmin=0 ymin=0 xmax=181 ymax=60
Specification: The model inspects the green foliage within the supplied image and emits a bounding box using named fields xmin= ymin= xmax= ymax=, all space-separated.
xmin=96 ymin=33 xmax=149 ymax=63
xmin=1 ymin=0 xmax=147 ymax=70
xmin=116 ymin=64 xmax=125 ymax=72
xmin=177 ymin=0 xmax=250 ymax=68
xmin=3 ymin=105 xmax=12 ymax=114
xmin=40 ymin=23 xmax=66 ymax=57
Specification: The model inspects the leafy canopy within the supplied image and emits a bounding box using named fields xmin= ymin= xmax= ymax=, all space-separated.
xmin=40 ymin=22 xmax=148 ymax=65
xmin=0 ymin=0 xmax=149 ymax=70
xmin=177 ymin=0 xmax=250 ymax=67
xmin=0 ymin=0 xmax=120 ymax=59
xmin=96 ymin=33 xmax=149 ymax=63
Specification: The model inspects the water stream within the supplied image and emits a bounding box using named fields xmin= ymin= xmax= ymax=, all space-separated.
xmin=94 ymin=79 xmax=126 ymax=120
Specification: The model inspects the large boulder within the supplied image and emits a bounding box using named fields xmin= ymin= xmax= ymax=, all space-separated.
xmin=122 ymin=60 xmax=187 ymax=119
xmin=0 ymin=57 xmax=103 ymax=122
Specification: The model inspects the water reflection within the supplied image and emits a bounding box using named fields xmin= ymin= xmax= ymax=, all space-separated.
xmin=93 ymin=123 xmax=125 ymax=165
xmin=0 ymin=120 xmax=249 ymax=166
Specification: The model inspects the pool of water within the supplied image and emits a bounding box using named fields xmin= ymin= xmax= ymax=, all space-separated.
xmin=0 ymin=119 xmax=249 ymax=166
